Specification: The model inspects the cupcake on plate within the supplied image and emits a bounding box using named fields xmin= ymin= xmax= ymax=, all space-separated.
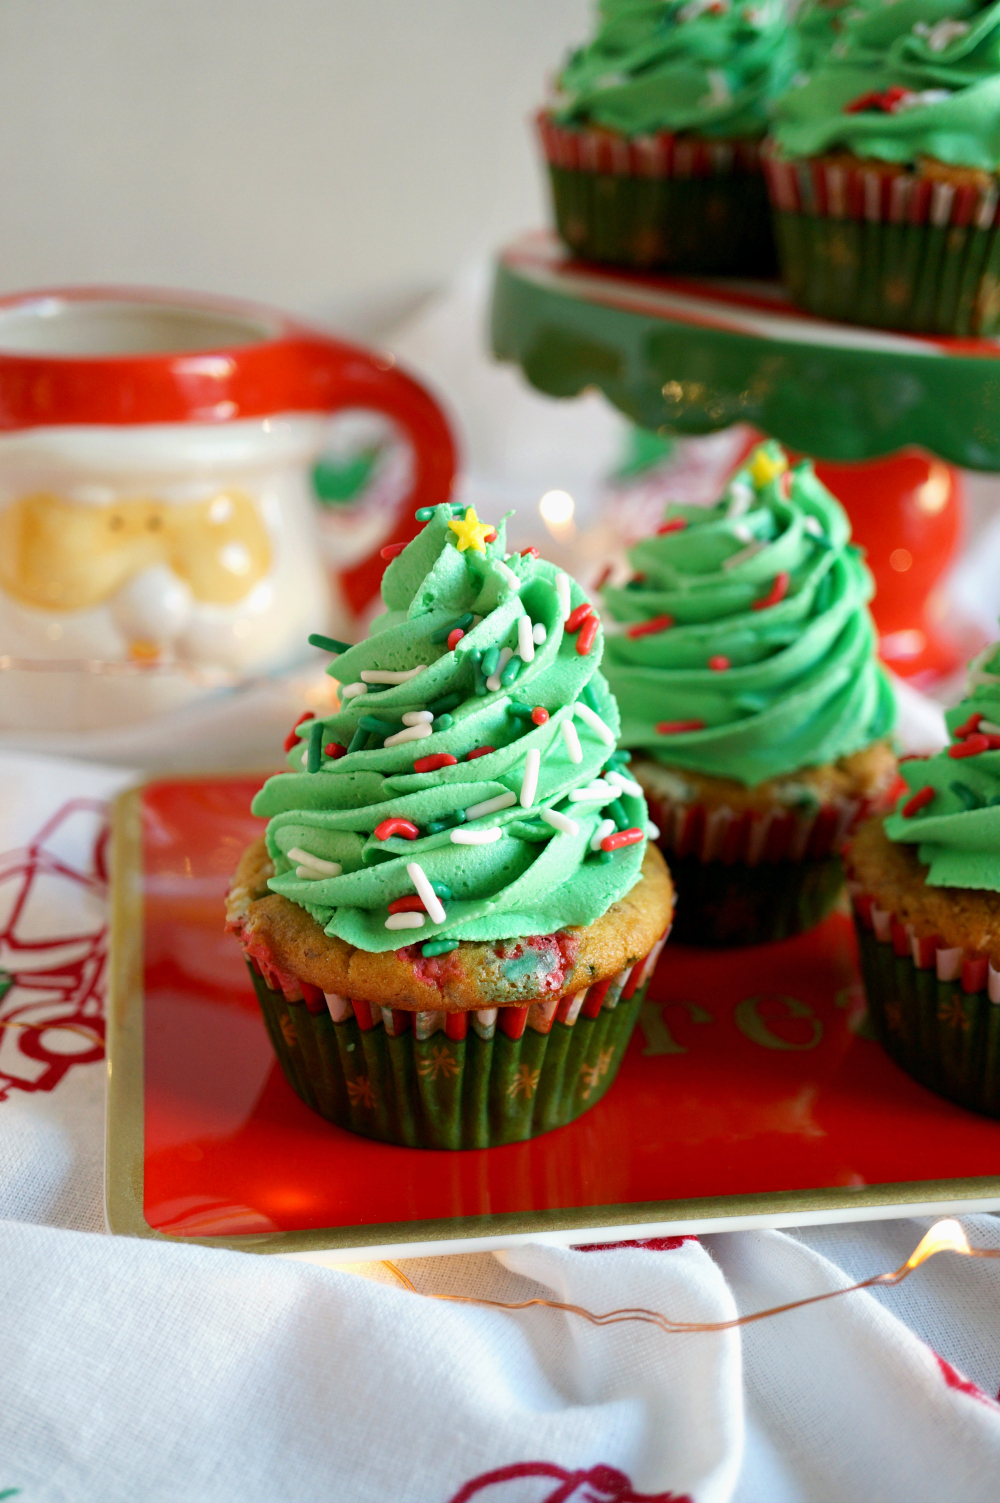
xmin=767 ymin=0 xmax=1000 ymax=333
xmin=848 ymin=648 xmax=1000 ymax=1117
xmin=226 ymin=503 xmax=673 ymax=1149
xmin=601 ymin=440 xmax=897 ymax=946
xmin=539 ymin=0 xmax=797 ymax=274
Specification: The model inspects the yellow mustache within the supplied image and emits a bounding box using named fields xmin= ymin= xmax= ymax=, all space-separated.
xmin=0 ymin=490 xmax=272 ymax=612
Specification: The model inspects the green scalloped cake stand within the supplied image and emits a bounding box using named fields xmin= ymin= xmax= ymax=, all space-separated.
xmin=491 ymin=231 xmax=1000 ymax=680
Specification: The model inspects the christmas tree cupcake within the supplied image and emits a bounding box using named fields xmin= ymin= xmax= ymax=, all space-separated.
xmin=848 ymin=649 xmax=1000 ymax=1117
xmin=601 ymin=441 xmax=897 ymax=946
xmin=538 ymin=0 xmax=797 ymax=273
xmin=226 ymin=504 xmax=673 ymax=1149
xmin=766 ymin=0 xmax=1000 ymax=333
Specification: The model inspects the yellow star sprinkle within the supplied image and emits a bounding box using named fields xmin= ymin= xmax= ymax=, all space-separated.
xmin=748 ymin=446 xmax=788 ymax=490
xmin=448 ymin=505 xmax=494 ymax=554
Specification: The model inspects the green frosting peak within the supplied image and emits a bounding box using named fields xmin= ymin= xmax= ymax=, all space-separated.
xmin=554 ymin=0 xmax=798 ymax=140
xmin=252 ymin=506 xmax=648 ymax=953
xmin=773 ymin=0 xmax=1000 ymax=171
xmin=601 ymin=442 xmax=895 ymax=786
xmin=885 ymin=647 xmax=1000 ymax=888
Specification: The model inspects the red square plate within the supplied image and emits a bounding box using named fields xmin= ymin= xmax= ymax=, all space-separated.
xmin=105 ymin=776 xmax=1000 ymax=1259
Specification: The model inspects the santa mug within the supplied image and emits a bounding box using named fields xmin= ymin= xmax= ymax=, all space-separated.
xmin=0 ymin=286 xmax=455 ymax=729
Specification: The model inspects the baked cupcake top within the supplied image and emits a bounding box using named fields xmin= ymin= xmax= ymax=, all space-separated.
xmin=884 ymin=646 xmax=1000 ymax=888
xmin=252 ymin=505 xmax=649 ymax=954
xmin=772 ymin=0 xmax=1000 ymax=171
xmin=601 ymin=441 xmax=895 ymax=786
xmin=552 ymin=0 xmax=797 ymax=141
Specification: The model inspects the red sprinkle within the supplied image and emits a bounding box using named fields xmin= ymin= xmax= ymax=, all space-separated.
xmin=519 ymin=546 xmax=540 ymax=558
xmin=374 ymin=817 xmax=420 ymax=841
xmin=657 ymin=518 xmax=688 ymax=534
xmin=565 ymin=603 xmax=593 ymax=633
xmin=324 ymin=742 xmax=347 ymax=760
xmin=708 ymin=655 xmax=731 ymax=671
xmin=753 ymin=571 xmax=791 ymax=612
xmin=901 ymin=786 xmax=935 ymax=818
xmin=627 ymin=614 xmax=673 ymax=639
xmin=447 ymin=628 xmax=465 ymax=650
xmin=601 ymin=827 xmax=645 ymax=852
xmin=576 ymin=615 xmax=600 ymax=656
xmin=283 ymin=711 xmax=314 ymax=753
xmin=465 ymin=745 xmax=495 ymax=760
xmin=380 ymin=541 xmax=407 ymax=561
xmin=531 ymin=706 xmax=550 ymax=726
xmin=954 ymin=712 xmax=983 ymax=739
xmin=594 ymin=563 xmax=613 ymax=591
xmin=948 ymin=733 xmax=990 ymax=759
xmin=388 ymin=894 xmax=426 ymax=914
xmin=484 ymin=528 xmax=497 ymax=543
xmin=413 ymin=753 xmax=458 ymax=773
xmin=657 ymin=719 xmax=705 ymax=734
xmin=844 ymin=85 xmax=910 ymax=115
xmin=899 ymin=753 xmax=929 ymax=762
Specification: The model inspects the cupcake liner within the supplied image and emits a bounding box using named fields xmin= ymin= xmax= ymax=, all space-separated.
xmin=244 ymin=933 xmax=669 ymax=1149
xmin=643 ymin=789 xmax=873 ymax=946
xmin=849 ymin=885 xmax=1000 ymax=1118
xmin=763 ymin=148 xmax=1000 ymax=334
xmin=538 ymin=112 xmax=776 ymax=275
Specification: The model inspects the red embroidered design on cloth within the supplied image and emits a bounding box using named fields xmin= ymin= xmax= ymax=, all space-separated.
xmin=447 ymin=1461 xmax=690 ymax=1502
xmin=0 ymin=799 xmax=108 ymax=1102
xmin=933 ymin=1350 xmax=1000 ymax=1411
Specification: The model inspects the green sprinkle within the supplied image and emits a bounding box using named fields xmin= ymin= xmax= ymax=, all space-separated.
xmin=608 ymin=797 xmax=630 ymax=830
xmin=506 ymin=702 xmax=533 ymax=720
xmin=430 ymin=612 xmax=475 ymax=644
xmin=597 ymin=849 xmax=614 ymax=864
xmin=307 ymin=717 xmax=324 ymax=773
xmin=433 ymin=713 xmax=454 ymax=731
xmin=309 ymin=633 xmax=352 ymax=654
xmin=737 ymin=694 xmax=768 ymax=713
xmin=431 ymin=882 xmax=452 ymax=900
xmin=427 ymin=693 xmax=461 ymax=716
xmin=581 ymin=683 xmax=599 ymax=712
xmin=348 ymin=727 xmax=367 ymax=753
xmin=472 ymin=651 xmax=487 ymax=697
xmin=422 ymin=939 xmax=459 ymax=956
xmin=415 ymin=506 xmax=436 ymax=521
xmin=428 ymin=811 xmax=466 ymax=833
xmin=499 ymin=654 xmax=522 ymax=686
xmin=482 ymin=646 xmax=500 ymax=677
xmin=359 ymin=714 xmax=402 ymax=734
xmin=950 ymin=781 xmax=984 ymax=811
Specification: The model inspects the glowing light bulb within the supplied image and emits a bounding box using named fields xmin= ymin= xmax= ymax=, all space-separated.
xmin=539 ymin=490 xmax=575 ymax=527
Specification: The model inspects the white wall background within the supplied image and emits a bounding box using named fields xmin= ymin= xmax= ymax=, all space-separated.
xmin=0 ymin=0 xmax=588 ymax=333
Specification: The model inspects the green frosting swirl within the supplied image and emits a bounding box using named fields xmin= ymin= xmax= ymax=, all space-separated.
xmin=252 ymin=506 xmax=648 ymax=953
xmin=885 ymin=645 xmax=1000 ymax=888
xmin=554 ymin=0 xmax=798 ymax=140
xmin=772 ymin=0 xmax=1000 ymax=171
xmin=601 ymin=442 xmax=895 ymax=786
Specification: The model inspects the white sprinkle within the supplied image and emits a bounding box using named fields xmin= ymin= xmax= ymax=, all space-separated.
xmin=606 ymin=768 xmax=643 ymax=797
xmin=385 ymin=911 xmax=426 ymax=930
xmin=532 ymin=622 xmax=547 ymax=645
xmin=486 ymin=647 xmax=514 ymax=692
xmin=591 ymin=818 xmax=616 ymax=852
xmin=647 ymin=821 xmax=661 ymax=839
xmin=722 ymin=540 xmax=766 ymax=571
xmin=402 ymin=710 xmax=434 ymax=725
xmin=732 ymin=523 xmax=754 ymax=543
xmin=340 ymin=682 xmax=368 ymax=699
xmin=573 ymin=701 xmax=615 ymax=745
xmin=301 ymin=749 xmax=308 ymax=767
xmin=804 ymin=515 xmax=823 ymax=537
xmin=520 ymin=747 xmax=541 ymax=808
xmin=361 ymin=665 xmax=427 ymax=684
xmin=464 ymin=791 xmax=517 ymax=820
xmin=287 ymin=846 xmax=343 ymax=877
xmin=568 ymin=780 xmax=615 ymax=802
xmin=451 ymin=826 xmax=503 ymax=844
xmin=495 ymin=561 xmax=522 ymax=592
xmin=978 ymin=718 xmax=1000 ymax=735
xmin=383 ymin=723 xmax=433 ymax=746
xmin=561 ymin=718 xmax=583 ymax=764
xmin=555 ymin=571 xmax=572 ymax=622
xmin=539 ymin=808 xmax=578 ymax=836
xmin=725 ymin=479 xmax=754 ymax=519
xmin=518 ymin=615 xmax=535 ymax=663
xmin=295 ymin=866 xmax=324 ymax=880
xmin=406 ymin=861 xmax=446 ymax=925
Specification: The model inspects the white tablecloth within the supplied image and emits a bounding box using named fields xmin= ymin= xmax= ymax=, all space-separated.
xmin=2 ymin=750 xmax=1000 ymax=1502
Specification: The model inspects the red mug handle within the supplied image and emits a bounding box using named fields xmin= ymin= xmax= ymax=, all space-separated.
xmin=290 ymin=334 xmax=458 ymax=616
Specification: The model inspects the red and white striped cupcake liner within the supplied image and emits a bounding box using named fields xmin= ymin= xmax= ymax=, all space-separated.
xmin=537 ymin=110 xmax=763 ymax=181
xmin=849 ymin=883 xmax=1000 ymax=999
xmin=643 ymin=791 xmax=874 ymax=868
